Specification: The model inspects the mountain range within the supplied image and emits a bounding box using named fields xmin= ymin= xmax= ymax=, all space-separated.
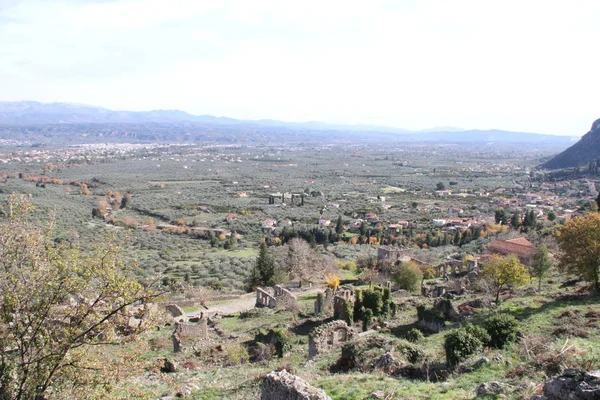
xmin=0 ymin=101 xmax=580 ymax=146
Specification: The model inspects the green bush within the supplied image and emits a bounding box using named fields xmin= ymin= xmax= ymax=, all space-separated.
xmin=363 ymin=308 xmax=373 ymax=331
xmin=396 ymin=339 xmax=426 ymax=364
xmin=393 ymin=262 xmax=423 ymax=292
xmin=465 ymin=323 xmax=491 ymax=347
xmin=362 ymin=289 xmax=383 ymax=316
xmin=416 ymin=305 xmax=445 ymax=324
xmin=405 ymin=328 xmax=425 ymax=343
xmin=444 ymin=328 xmax=484 ymax=367
xmin=484 ymin=314 xmax=519 ymax=349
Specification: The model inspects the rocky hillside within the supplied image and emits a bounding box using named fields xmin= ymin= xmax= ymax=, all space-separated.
xmin=542 ymin=118 xmax=600 ymax=169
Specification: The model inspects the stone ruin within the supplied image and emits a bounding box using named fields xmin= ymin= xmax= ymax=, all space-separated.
xmin=172 ymin=313 xmax=208 ymax=353
xmin=261 ymin=369 xmax=331 ymax=400
xmin=314 ymin=286 xmax=355 ymax=318
xmin=165 ymin=304 xmax=185 ymax=318
xmin=314 ymin=288 xmax=335 ymax=316
xmin=256 ymin=285 xmax=298 ymax=311
xmin=435 ymin=257 xmax=480 ymax=279
xmin=309 ymin=320 xmax=354 ymax=358
xmin=333 ymin=286 xmax=355 ymax=322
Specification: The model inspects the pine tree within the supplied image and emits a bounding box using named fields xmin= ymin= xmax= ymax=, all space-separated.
xmin=335 ymin=215 xmax=343 ymax=235
xmin=247 ymin=241 xmax=276 ymax=291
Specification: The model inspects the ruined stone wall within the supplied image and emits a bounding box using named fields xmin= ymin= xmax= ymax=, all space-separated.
xmin=261 ymin=370 xmax=331 ymax=400
xmin=165 ymin=304 xmax=184 ymax=318
xmin=273 ymin=285 xmax=298 ymax=311
xmin=172 ymin=316 xmax=208 ymax=353
xmin=256 ymin=287 xmax=277 ymax=308
xmin=308 ymin=320 xmax=354 ymax=358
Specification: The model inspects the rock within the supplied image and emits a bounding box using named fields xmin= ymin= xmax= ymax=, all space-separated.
xmin=528 ymin=396 xmax=548 ymax=400
xmin=473 ymin=357 xmax=490 ymax=368
xmin=261 ymin=369 xmax=331 ymax=400
xmin=175 ymin=386 xmax=192 ymax=397
xmin=476 ymin=382 xmax=505 ymax=397
xmin=373 ymin=352 xmax=397 ymax=372
xmin=493 ymin=354 xmax=504 ymax=362
xmin=370 ymin=390 xmax=386 ymax=399
xmin=543 ymin=369 xmax=600 ymax=400
xmin=161 ymin=359 xmax=177 ymax=373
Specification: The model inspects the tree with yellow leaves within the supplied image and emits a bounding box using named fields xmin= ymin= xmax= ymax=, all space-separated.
xmin=0 ymin=195 xmax=160 ymax=399
xmin=556 ymin=212 xmax=600 ymax=292
xmin=481 ymin=254 xmax=530 ymax=303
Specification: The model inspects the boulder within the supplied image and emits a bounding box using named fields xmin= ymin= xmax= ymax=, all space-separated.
xmin=261 ymin=370 xmax=331 ymax=400
xmin=543 ymin=369 xmax=600 ymax=400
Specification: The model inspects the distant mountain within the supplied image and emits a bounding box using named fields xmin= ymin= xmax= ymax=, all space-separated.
xmin=541 ymin=118 xmax=600 ymax=169
xmin=0 ymin=101 xmax=579 ymax=146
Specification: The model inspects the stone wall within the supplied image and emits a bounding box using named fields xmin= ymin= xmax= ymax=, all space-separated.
xmin=256 ymin=287 xmax=277 ymax=308
xmin=309 ymin=320 xmax=354 ymax=358
xmin=172 ymin=314 xmax=208 ymax=353
xmin=165 ymin=304 xmax=184 ymax=318
xmin=261 ymin=370 xmax=331 ymax=400
xmin=256 ymin=286 xmax=298 ymax=311
xmin=273 ymin=285 xmax=299 ymax=311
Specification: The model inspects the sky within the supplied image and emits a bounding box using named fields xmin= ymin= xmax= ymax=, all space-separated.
xmin=1 ymin=0 xmax=599 ymax=135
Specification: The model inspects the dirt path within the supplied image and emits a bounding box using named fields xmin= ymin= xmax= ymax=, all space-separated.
xmin=187 ymin=285 xmax=324 ymax=317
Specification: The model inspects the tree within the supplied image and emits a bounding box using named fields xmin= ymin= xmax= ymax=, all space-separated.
xmin=247 ymin=241 xmax=276 ymax=290
xmin=393 ymin=261 xmax=423 ymax=292
xmin=480 ymin=254 xmax=530 ymax=303
xmin=0 ymin=195 xmax=159 ymax=399
xmin=556 ymin=213 xmax=600 ymax=292
xmin=285 ymin=238 xmax=323 ymax=287
xmin=531 ymin=244 xmax=553 ymax=291
xmin=547 ymin=210 xmax=556 ymax=222
xmin=510 ymin=212 xmax=521 ymax=230
xmin=436 ymin=182 xmax=446 ymax=191
xmin=335 ymin=215 xmax=343 ymax=235
xmin=495 ymin=208 xmax=508 ymax=225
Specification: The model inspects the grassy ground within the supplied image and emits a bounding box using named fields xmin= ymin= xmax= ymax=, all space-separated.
xmin=115 ymin=275 xmax=600 ymax=399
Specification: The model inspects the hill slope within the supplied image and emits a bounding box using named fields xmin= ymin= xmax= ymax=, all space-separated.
xmin=542 ymin=118 xmax=600 ymax=169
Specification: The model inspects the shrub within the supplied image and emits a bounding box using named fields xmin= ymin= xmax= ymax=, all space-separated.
xmin=362 ymin=288 xmax=383 ymax=316
xmin=444 ymin=328 xmax=484 ymax=367
xmin=465 ymin=323 xmax=491 ymax=347
xmin=405 ymin=328 xmax=424 ymax=343
xmin=363 ymin=308 xmax=374 ymax=331
xmin=484 ymin=314 xmax=519 ymax=349
xmin=396 ymin=339 xmax=426 ymax=364
xmin=393 ymin=262 xmax=423 ymax=292
xmin=324 ymin=272 xmax=340 ymax=291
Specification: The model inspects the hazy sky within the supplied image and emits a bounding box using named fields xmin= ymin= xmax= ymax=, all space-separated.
xmin=1 ymin=0 xmax=599 ymax=135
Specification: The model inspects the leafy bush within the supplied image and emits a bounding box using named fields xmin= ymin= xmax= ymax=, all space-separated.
xmin=484 ymin=313 xmax=519 ymax=349
xmin=362 ymin=289 xmax=383 ymax=316
xmin=416 ymin=305 xmax=445 ymax=324
xmin=396 ymin=339 xmax=426 ymax=364
xmin=405 ymin=328 xmax=425 ymax=343
xmin=444 ymin=328 xmax=484 ymax=367
xmin=465 ymin=323 xmax=491 ymax=347
xmin=363 ymin=308 xmax=374 ymax=331
xmin=393 ymin=262 xmax=423 ymax=292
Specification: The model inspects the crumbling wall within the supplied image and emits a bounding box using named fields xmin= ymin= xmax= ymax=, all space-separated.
xmin=261 ymin=370 xmax=331 ymax=400
xmin=172 ymin=314 xmax=208 ymax=353
xmin=333 ymin=286 xmax=355 ymax=322
xmin=309 ymin=320 xmax=354 ymax=358
xmin=165 ymin=304 xmax=184 ymax=318
xmin=273 ymin=285 xmax=298 ymax=311
xmin=256 ymin=287 xmax=277 ymax=308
